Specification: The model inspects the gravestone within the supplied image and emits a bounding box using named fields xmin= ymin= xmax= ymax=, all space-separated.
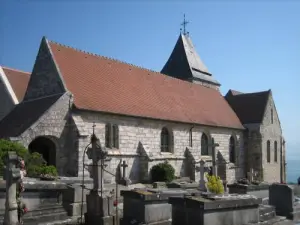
xmin=247 ymin=168 xmax=254 ymax=184
xmin=121 ymin=188 xmax=191 ymax=225
xmin=169 ymin=195 xmax=261 ymax=225
xmin=84 ymin=130 xmax=115 ymax=225
xmin=269 ymin=183 xmax=300 ymax=222
xmin=120 ymin=160 xmax=131 ymax=186
xmin=3 ymin=151 xmax=21 ymax=225
xmin=198 ymin=160 xmax=206 ymax=191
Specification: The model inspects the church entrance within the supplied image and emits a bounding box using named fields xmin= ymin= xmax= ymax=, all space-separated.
xmin=28 ymin=136 xmax=56 ymax=166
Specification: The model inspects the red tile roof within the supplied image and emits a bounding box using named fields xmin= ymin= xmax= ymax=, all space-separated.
xmin=2 ymin=67 xmax=30 ymax=102
xmin=48 ymin=41 xmax=244 ymax=129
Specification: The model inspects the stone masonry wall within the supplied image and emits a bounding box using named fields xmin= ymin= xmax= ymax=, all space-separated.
xmin=76 ymin=111 xmax=244 ymax=184
xmin=16 ymin=93 xmax=74 ymax=176
xmin=23 ymin=38 xmax=66 ymax=101
xmin=0 ymin=78 xmax=15 ymax=121
xmin=260 ymin=94 xmax=282 ymax=183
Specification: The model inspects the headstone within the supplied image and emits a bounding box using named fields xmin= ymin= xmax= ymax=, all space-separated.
xmin=211 ymin=139 xmax=219 ymax=177
xmin=269 ymin=183 xmax=300 ymax=221
xmin=84 ymin=129 xmax=115 ymax=225
xmin=120 ymin=160 xmax=131 ymax=186
xmin=121 ymin=189 xmax=189 ymax=225
xmin=247 ymin=168 xmax=254 ymax=183
xmin=199 ymin=160 xmax=206 ymax=191
xmin=3 ymin=152 xmax=21 ymax=225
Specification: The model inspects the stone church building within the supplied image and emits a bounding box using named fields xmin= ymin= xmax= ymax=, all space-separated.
xmin=0 ymin=33 xmax=286 ymax=184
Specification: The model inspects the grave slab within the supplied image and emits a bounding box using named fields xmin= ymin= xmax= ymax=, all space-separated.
xmin=169 ymin=195 xmax=261 ymax=225
xmin=121 ymin=188 xmax=190 ymax=225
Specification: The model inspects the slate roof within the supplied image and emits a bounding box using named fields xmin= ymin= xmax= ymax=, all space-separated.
xmin=2 ymin=67 xmax=31 ymax=102
xmin=47 ymin=39 xmax=243 ymax=129
xmin=0 ymin=94 xmax=62 ymax=138
xmin=225 ymin=90 xmax=271 ymax=124
xmin=161 ymin=34 xmax=220 ymax=86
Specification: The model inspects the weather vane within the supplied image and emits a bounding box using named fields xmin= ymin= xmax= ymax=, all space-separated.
xmin=180 ymin=14 xmax=189 ymax=36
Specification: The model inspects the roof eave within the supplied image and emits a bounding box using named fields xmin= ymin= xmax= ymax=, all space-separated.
xmin=72 ymin=104 xmax=245 ymax=131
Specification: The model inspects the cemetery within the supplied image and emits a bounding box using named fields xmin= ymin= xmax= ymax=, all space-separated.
xmin=0 ymin=129 xmax=297 ymax=225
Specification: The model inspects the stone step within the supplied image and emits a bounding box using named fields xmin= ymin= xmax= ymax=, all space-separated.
xmin=244 ymin=216 xmax=293 ymax=225
xmin=259 ymin=205 xmax=276 ymax=222
xmin=0 ymin=204 xmax=69 ymax=224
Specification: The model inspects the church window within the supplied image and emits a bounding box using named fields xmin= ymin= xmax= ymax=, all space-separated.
xmin=267 ymin=140 xmax=271 ymax=163
xmin=112 ymin=124 xmax=119 ymax=148
xmin=271 ymin=109 xmax=274 ymax=124
xmin=105 ymin=123 xmax=119 ymax=149
xmin=274 ymin=141 xmax=278 ymax=162
xmin=189 ymin=129 xmax=193 ymax=147
xmin=229 ymin=136 xmax=236 ymax=163
xmin=201 ymin=133 xmax=209 ymax=155
xmin=105 ymin=124 xmax=111 ymax=148
xmin=161 ymin=127 xmax=171 ymax=152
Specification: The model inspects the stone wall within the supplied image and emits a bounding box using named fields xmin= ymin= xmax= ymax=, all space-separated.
xmin=16 ymin=93 xmax=73 ymax=176
xmin=260 ymin=94 xmax=282 ymax=183
xmin=0 ymin=78 xmax=15 ymax=121
xmin=23 ymin=37 xmax=66 ymax=101
xmin=76 ymin=110 xmax=244 ymax=184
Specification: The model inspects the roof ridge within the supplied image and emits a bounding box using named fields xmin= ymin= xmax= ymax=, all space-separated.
xmin=1 ymin=66 xmax=30 ymax=75
xmin=48 ymin=39 xmax=162 ymax=76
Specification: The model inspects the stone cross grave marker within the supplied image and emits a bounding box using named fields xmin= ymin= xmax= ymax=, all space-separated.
xmin=199 ymin=159 xmax=206 ymax=191
xmin=211 ymin=139 xmax=219 ymax=177
xmin=247 ymin=168 xmax=254 ymax=184
xmin=86 ymin=133 xmax=110 ymax=193
xmin=3 ymin=152 xmax=21 ymax=225
xmin=120 ymin=160 xmax=128 ymax=180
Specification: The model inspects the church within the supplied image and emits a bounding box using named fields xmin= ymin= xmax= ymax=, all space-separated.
xmin=0 ymin=30 xmax=286 ymax=184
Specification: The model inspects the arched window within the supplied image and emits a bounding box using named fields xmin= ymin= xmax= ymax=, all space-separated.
xmin=189 ymin=129 xmax=193 ymax=147
xmin=112 ymin=124 xmax=119 ymax=148
xmin=274 ymin=141 xmax=278 ymax=162
xmin=161 ymin=127 xmax=170 ymax=152
xmin=267 ymin=140 xmax=271 ymax=163
xmin=105 ymin=123 xmax=111 ymax=148
xmin=229 ymin=136 xmax=235 ymax=163
xmin=201 ymin=133 xmax=209 ymax=155
xmin=105 ymin=124 xmax=119 ymax=148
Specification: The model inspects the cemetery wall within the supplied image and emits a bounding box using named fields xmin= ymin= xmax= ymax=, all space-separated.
xmin=260 ymin=94 xmax=282 ymax=183
xmin=77 ymin=111 xmax=244 ymax=184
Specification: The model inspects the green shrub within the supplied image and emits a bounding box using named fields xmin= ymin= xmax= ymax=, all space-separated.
xmin=0 ymin=139 xmax=58 ymax=178
xmin=205 ymin=173 xmax=224 ymax=194
xmin=0 ymin=139 xmax=29 ymax=175
xmin=40 ymin=165 xmax=58 ymax=177
xmin=150 ymin=162 xmax=175 ymax=183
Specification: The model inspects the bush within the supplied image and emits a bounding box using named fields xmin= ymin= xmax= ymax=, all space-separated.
xmin=150 ymin=162 xmax=175 ymax=183
xmin=205 ymin=173 xmax=224 ymax=194
xmin=0 ymin=139 xmax=28 ymax=175
xmin=40 ymin=165 xmax=58 ymax=177
xmin=0 ymin=139 xmax=58 ymax=178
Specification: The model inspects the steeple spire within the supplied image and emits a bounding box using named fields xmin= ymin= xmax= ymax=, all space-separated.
xmin=180 ymin=14 xmax=189 ymax=36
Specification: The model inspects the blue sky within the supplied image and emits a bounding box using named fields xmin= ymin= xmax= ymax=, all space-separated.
xmin=0 ymin=1 xmax=299 ymax=157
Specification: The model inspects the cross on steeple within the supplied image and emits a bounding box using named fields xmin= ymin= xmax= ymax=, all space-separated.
xmin=180 ymin=14 xmax=189 ymax=35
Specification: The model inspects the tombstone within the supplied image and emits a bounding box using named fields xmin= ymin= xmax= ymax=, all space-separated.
xmin=269 ymin=183 xmax=300 ymax=221
xmin=169 ymin=195 xmax=261 ymax=225
xmin=3 ymin=152 xmax=21 ymax=225
xmin=211 ymin=139 xmax=219 ymax=177
xmin=247 ymin=168 xmax=254 ymax=184
xmin=84 ymin=131 xmax=115 ymax=225
xmin=199 ymin=160 xmax=206 ymax=191
xmin=120 ymin=160 xmax=131 ymax=186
